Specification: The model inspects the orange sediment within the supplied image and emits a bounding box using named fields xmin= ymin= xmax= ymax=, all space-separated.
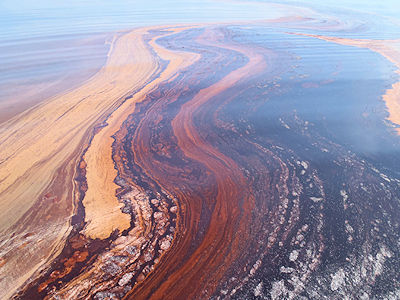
xmin=0 ymin=25 xmax=198 ymax=298
xmin=82 ymin=25 xmax=200 ymax=239
xmin=124 ymin=27 xmax=268 ymax=299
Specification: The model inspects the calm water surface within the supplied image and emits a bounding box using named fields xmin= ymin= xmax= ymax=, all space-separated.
xmin=0 ymin=0 xmax=288 ymax=121
xmin=0 ymin=0 xmax=399 ymax=121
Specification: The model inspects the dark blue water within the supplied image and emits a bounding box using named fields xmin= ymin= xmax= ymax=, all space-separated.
xmin=233 ymin=26 xmax=400 ymax=171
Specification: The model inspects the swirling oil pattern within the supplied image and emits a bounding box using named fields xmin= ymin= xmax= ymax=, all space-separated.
xmin=1 ymin=1 xmax=400 ymax=300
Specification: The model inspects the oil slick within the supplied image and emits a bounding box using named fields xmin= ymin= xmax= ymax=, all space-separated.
xmin=1 ymin=3 xmax=400 ymax=300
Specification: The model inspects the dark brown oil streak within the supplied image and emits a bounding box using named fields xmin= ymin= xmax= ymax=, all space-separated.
xmin=9 ymin=23 xmax=400 ymax=300
xmin=13 ymin=29 xmax=170 ymax=299
xmin=121 ymin=27 xmax=267 ymax=299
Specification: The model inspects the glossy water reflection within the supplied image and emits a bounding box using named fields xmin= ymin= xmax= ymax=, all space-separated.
xmin=1 ymin=0 xmax=399 ymax=122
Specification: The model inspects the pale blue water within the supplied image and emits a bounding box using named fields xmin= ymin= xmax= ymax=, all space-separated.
xmin=277 ymin=0 xmax=400 ymax=39
xmin=0 ymin=0 xmax=399 ymax=121
xmin=0 ymin=0 xmax=288 ymax=120
xmin=0 ymin=0 xmax=286 ymax=39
